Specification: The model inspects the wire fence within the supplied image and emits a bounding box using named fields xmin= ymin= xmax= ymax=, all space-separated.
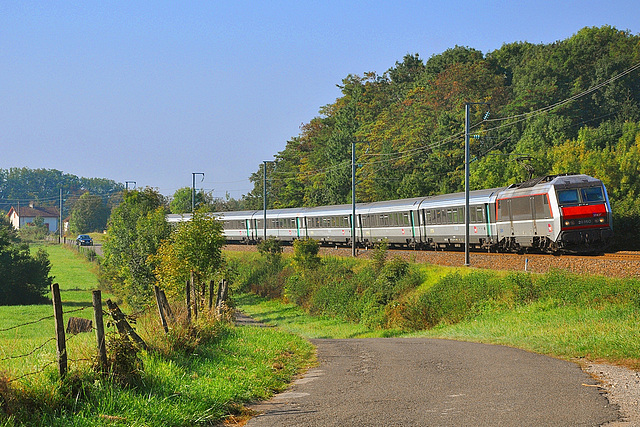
xmin=0 ymin=300 xmax=96 ymax=383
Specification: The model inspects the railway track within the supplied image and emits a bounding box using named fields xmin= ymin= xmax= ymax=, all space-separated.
xmin=599 ymin=251 xmax=640 ymax=261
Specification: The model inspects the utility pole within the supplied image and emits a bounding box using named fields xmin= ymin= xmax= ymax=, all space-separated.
xmin=192 ymin=173 xmax=204 ymax=213
xmin=464 ymin=104 xmax=471 ymax=266
xmin=464 ymin=102 xmax=490 ymax=267
xmin=59 ymin=188 xmax=63 ymax=243
xmin=263 ymin=161 xmax=274 ymax=240
xmin=352 ymin=141 xmax=357 ymax=257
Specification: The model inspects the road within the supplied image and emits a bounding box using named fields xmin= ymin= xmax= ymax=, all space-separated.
xmin=247 ymin=338 xmax=618 ymax=426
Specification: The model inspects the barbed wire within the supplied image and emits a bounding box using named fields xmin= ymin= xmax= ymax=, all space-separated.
xmin=0 ymin=314 xmax=55 ymax=332
xmin=0 ymin=337 xmax=56 ymax=362
xmin=7 ymin=360 xmax=57 ymax=383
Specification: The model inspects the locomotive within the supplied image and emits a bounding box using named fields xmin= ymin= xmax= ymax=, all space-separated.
xmin=167 ymin=174 xmax=613 ymax=254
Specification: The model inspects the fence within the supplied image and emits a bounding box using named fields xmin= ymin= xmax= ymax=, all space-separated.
xmin=0 ymin=295 xmax=93 ymax=383
xmin=0 ymin=286 xmax=136 ymax=383
xmin=1 ymin=279 xmax=230 ymax=384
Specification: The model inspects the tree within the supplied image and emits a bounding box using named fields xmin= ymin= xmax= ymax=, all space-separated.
xmin=70 ymin=192 xmax=110 ymax=233
xmin=0 ymin=217 xmax=52 ymax=305
xmin=153 ymin=209 xmax=226 ymax=307
xmin=100 ymin=188 xmax=171 ymax=309
xmin=169 ymin=187 xmax=213 ymax=214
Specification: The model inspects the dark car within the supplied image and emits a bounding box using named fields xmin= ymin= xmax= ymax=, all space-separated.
xmin=76 ymin=234 xmax=93 ymax=246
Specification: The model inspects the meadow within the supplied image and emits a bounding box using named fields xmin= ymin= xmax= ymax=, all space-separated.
xmin=0 ymin=243 xmax=314 ymax=426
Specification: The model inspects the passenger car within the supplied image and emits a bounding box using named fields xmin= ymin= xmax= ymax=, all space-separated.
xmin=76 ymin=234 xmax=93 ymax=246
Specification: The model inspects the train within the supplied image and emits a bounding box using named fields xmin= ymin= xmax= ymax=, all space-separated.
xmin=166 ymin=174 xmax=613 ymax=254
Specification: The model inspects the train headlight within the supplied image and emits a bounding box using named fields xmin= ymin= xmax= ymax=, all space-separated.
xmin=599 ymin=217 xmax=605 ymax=223
xmin=564 ymin=220 xmax=571 ymax=226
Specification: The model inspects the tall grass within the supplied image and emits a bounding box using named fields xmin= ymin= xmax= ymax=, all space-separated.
xmin=227 ymin=247 xmax=640 ymax=368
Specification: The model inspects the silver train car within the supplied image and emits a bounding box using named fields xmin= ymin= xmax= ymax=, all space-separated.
xmin=166 ymin=174 xmax=613 ymax=253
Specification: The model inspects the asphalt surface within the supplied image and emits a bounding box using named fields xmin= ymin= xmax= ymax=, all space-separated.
xmin=247 ymin=338 xmax=618 ymax=426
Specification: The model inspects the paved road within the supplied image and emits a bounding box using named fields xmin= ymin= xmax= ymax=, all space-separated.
xmin=247 ymin=338 xmax=618 ymax=426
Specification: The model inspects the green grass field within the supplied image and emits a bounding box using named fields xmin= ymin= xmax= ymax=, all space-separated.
xmin=1 ymin=243 xmax=315 ymax=426
xmin=0 ymin=243 xmax=102 ymax=381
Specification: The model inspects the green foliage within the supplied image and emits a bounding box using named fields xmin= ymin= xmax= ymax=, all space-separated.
xmin=257 ymin=237 xmax=283 ymax=265
xmin=291 ymin=238 xmax=321 ymax=270
xmin=0 ymin=167 xmax=123 ymax=220
xmin=69 ymin=192 xmax=110 ymax=233
xmin=17 ymin=216 xmax=50 ymax=243
xmin=0 ymin=218 xmax=52 ymax=305
xmin=235 ymin=249 xmax=423 ymax=329
xmin=169 ymin=187 xmax=214 ymax=214
xmin=100 ymin=188 xmax=170 ymax=309
xmin=371 ymin=239 xmax=388 ymax=272
xmin=153 ymin=209 xmax=226 ymax=300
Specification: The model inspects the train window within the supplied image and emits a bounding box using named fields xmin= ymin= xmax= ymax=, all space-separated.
xmin=402 ymin=212 xmax=410 ymax=226
xmin=451 ymin=208 xmax=459 ymax=224
xmin=557 ymin=189 xmax=579 ymax=205
xmin=436 ymin=209 xmax=442 ymax=224
xmin=425 ymin=210 xmax=433 ymax=225
xmin=472 ymin=206 xmax=482 ymax=223
xmin=581 ymin=187 xmax=604 ymax=203
xmin=446 ymin=209 xmax=453 ymax=224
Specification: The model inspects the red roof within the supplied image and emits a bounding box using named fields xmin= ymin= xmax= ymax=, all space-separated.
xmin=7 ymin=205 xmax=59 ymax=218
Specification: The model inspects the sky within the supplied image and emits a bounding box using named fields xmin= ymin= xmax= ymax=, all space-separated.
xmin=2 ymin=1 xmax=639 ymax=199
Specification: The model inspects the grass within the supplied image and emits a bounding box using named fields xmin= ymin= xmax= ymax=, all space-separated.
xmin=0 ymin=243 xmax=102 ymax=380
xmin=406 ymin=300 xmax=640 ymax=368
xmin=1 ymin=243 xmax=315 ymax=426
xmin=228 ymin=248 xmax=640 ymax=369
xmin=235 ymin=293 xmax=401 ymax=339
xmin=14 ymin=325 xmax=314 ymax=426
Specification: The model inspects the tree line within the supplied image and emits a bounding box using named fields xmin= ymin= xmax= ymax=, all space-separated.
xmin=241 ymin=25 xmax=640 ymax=247
xmin=0 ymin=167 xmax=124 ymax=234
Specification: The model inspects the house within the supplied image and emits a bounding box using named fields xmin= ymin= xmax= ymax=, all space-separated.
xmin=6 ymin=203 xmax=60 ymax=232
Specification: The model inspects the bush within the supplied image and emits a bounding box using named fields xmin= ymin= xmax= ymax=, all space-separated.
xmin=291 ymin=239 xmax=321 ymax=270
xmin=257 ymin=237 xmax=283 ymax=264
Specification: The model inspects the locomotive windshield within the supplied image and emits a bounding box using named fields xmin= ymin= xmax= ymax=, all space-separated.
xmin=557 ymin=186 xmax=604 ymax=206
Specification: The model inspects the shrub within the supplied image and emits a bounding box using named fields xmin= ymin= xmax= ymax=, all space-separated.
xmin=257 ymin=237 xmax=283 ymax=265
xmin=291 ymin=239 xmax=321 ymax=270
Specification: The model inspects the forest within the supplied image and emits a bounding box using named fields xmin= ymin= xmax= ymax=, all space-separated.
xmin=242 ymin=26 xmax=640 ymax=248
xmin=0 ymin=167 xmax=124 ymax=218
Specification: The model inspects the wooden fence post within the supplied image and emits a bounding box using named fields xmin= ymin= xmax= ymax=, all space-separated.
xmin=186 ymin=278 xmax=191 ymax=324
xmin=215 ymin=279 xmax=223 ymax=308
xmin=159 ymin=288 xmax=173 ymax=321
xmin=51 ymin=283 xmax=67 ymax=378
xmin=191 ymin=271 xmax=198 ymax=320
xmin=208 ymin=280 xmax=214 ymax=310
xmin=154 ymin=285 xmax=169 ymax=334
xmin=105 ymin=299 xmax=148 ymax=351
xmin=92 ymin=290 xmax=107 ymax=369
xmin=220 ymin=279 xmax=228 ymax=306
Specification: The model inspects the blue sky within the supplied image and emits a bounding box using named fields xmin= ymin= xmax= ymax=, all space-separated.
xmin=2 ymin=1 xmax=639 ymax=199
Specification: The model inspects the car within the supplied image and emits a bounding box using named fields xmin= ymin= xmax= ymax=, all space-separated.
xmin=76 ymin=234 xmax=93 ymax=246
